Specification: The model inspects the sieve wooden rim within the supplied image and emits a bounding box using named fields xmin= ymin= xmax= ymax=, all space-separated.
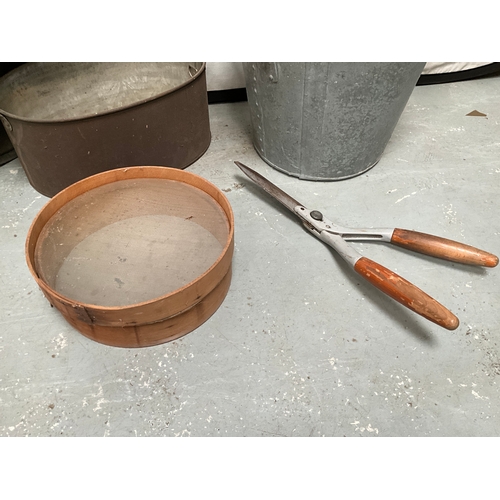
xmin=26 ymin=166 xmax=234 ymax=328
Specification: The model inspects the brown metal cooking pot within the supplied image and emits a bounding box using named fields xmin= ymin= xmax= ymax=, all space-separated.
xmin=0 ymin=62 xmax=211 ymax=197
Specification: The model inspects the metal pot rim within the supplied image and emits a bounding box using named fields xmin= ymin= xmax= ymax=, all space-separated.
xmin=0 ymin=62 xmax=206 ymax=124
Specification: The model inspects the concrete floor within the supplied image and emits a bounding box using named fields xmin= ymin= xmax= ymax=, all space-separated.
xmin=1 ymin=75 xmax=499 ymax=437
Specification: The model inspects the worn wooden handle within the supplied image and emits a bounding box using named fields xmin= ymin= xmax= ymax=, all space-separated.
xmin=391 ymin=228 xmax=499 ymax=267
xmin=354 ymin=256 xmax=459 ymax=330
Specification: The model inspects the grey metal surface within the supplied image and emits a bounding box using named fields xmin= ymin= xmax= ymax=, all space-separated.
xmin=244 ymin=62 xmax=425 ymax=180
xmin=1 ymin=74 xmax=500 ymax=436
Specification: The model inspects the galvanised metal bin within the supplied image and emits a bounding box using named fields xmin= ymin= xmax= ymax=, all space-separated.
xmin=244 ymin=62 xmax=425 ymax=180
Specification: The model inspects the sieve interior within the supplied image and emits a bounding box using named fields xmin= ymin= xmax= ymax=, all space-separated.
xmin=34 ymin=177 xmax=230 ymax=307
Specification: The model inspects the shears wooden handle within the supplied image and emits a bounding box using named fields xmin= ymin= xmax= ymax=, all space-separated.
xmin=391 ymin=229 xmax=499 ymax=267
xmin=354 ymin=256 xmax=459 ymax=330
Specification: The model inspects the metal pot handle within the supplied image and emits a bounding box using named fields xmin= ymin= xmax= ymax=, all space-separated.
xmin=0 ymin=113 xmax=12 ymax=132
xmin=188 ymin=64 xmax=198 ymax=78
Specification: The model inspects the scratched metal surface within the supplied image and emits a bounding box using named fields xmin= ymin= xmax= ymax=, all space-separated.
xmin=1 ymin=75 xmax=499 ymax=436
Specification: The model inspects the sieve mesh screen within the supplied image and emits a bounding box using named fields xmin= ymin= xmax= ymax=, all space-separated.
xmin=35 ymin=177 xmax=229 ymax=307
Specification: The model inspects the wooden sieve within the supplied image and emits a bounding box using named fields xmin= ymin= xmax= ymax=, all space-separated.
xmin=25 ymin=166 xmax=234 ymax=347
